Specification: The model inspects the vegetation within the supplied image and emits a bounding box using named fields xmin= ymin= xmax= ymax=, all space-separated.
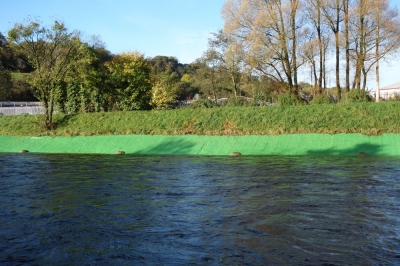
xmin=1 ymin=2 xmax=400 ymax=132
xmin=8 ymin=20 xmax=85 ymax=128
xmin=222 ymin=0 xmax=400 ymax=100
xmin=0 ymin=102 xmax=399 ymax=137
xmin=310 ymin=94 xmax=333 ymax=104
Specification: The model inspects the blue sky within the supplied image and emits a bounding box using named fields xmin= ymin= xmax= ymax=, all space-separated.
xmin=1 ymin=0 xmax=400 ymax=88
xmin=1 ymin=0 xmax=226 ymax=64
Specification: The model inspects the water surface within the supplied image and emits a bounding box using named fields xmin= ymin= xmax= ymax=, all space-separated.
xmin=1 ymin=154 xmax=400 ymax=265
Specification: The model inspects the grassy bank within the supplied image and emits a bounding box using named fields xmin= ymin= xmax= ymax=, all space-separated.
xmin=1 ymin=102 xmax=399 ymax=137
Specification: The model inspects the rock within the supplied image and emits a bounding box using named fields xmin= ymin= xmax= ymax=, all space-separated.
xmin=229 ymin=152 xmax=241 ymax=157
xmin=18 ymin=150 xmax=29 ymax=153
xmin=114 ymin=151 xmax=125 ymax=155
xmin=355 ymin=152 xmax=369 ymax=157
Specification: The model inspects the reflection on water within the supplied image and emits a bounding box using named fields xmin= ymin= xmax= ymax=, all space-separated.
xmin=0 ymin=154 xmax=400 ymax=265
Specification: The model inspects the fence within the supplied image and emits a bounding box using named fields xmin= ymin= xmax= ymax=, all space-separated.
xmin=370 ymin=91 xmax=400 ymax=100
xmin=0 ymin=102 xmax=45 ymax=116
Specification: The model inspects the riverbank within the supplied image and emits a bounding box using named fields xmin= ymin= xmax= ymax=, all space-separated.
xmin=1 ymin=102 xmax=400 ymax=137
xmin=1 ymin=133 xmax=399 ymax=156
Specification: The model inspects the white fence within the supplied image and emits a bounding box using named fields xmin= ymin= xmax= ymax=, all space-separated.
xmin=0 ymin=102 xmax=45 ymax=116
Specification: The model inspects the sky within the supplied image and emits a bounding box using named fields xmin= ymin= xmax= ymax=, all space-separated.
xmin=1 ymin=0 xmax=400 ymax=89
xmin=1 ymin=0 xmax=226 ymax=64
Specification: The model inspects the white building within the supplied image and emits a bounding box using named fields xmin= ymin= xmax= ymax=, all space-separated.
xmin=369 ymin=82 xmax=400 ymax=100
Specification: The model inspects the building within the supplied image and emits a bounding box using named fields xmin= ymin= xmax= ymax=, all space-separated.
xmin=369 ymin=82 xmax=400 ymax=100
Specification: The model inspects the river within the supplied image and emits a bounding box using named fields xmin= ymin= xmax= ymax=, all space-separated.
xmin=0 ymin=153 xmax=399 ymax=265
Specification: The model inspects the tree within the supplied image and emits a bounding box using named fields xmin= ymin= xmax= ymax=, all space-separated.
xmin=150 ymin=71 xmax=181 ymax=109
xmin=319 ymin=0 xmax=345 ymax=101
xmin=8 ymin=19 xmax=84 ymax=128
xmin=148 ymin=56 xmax=179 ymax=76
xmin=63 ymin=43 xmax=106 ymax=113
xmin=222 ymin=0 xmax=306 ymax=95
xmin=208 ymin=30 xmax=244 ymax=97
xmin=347 ymin=0 xmax=400 ymax=92
xmin=372 ymin=0 xmax=400 ymax=101
xmin=0 ymin=65 xmax=12 ymax=101
xmin=190 ymin=55 xmax=229 ymax=101
xmin=105 ymin=51 xmax=152 ymax=110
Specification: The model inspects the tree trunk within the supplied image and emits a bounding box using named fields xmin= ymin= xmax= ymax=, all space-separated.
xmin=335 ymin=0 xmax=341 ymax=102
xmin=344 ymin=0 xmax=350 ymax=92
xmin=375 ymin=0 xmax=380 ymax=102
xmin=317 ymin=4 xmax=323 ymax=93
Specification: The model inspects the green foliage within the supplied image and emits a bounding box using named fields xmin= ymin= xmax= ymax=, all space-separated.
xmin=0 ymin=66 xmax=12 ymax=100
xmin=224 ymin=97 xmax=258 ymax=107
xmin=310 ymin=94 xmax=332 ymax=104
xmin=341 ymin=89 xmax=373 ymax=104
xmin=150 ymin=71 xmax=181 ymax=109
xmin=105 ymin=51 xmax=152 ymax=111
xmin=276 ymin=92 xmax=302 ymax=106
xmin=10 ymin=72 xmax=29 ymax=80
xmin=64 ymin=44 xmax=105 ymax=113
xmin=8 ymin=19 xmax=84 ymax=128
xmin=181 ymin=74 xmax=191 ymax=83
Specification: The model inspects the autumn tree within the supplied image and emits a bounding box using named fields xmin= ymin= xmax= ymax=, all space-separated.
xmin=105 ymin=51 xmax=152 ymax=110
xmin=222 ymin=0 xmax=306 ymax=96
xmin=150 ymin=71 xmax=181 ymax=109
xmin=8 ymin=19 xmax=84 ymax=128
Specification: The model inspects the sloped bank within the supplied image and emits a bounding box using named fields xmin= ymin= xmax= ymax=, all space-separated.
xmin=1 ymin=133 xmax=399 ymax=156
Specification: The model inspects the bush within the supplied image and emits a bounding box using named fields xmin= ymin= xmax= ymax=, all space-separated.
xmin=310 ymin=94 xmax=332 ymax=105
xmin=189 ymin=99 xmax=219 ymax=108
xmin=341 ymin=89 xmax=373 ymax=104
xmin=276 ymin=92 xmax=302 ymax=106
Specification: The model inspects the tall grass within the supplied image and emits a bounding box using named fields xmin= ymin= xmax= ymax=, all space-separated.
xmin=0 ymin=102 xmax=399 ymax=136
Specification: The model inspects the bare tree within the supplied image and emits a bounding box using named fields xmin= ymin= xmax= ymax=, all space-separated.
xmin=208 ymin=30 xmax=244 ymax=98
xmin=319 ymin=0 xmax=345 ymax=101
xmin=348 ymin=0 xmax=400 ymax=91
xmin=222 ymin=0 xmax=307 ymax=95
xmin=304 ymin=0 xmax=333 ymax=94
xmin=373 ymin=0 xmax=400 ymax=101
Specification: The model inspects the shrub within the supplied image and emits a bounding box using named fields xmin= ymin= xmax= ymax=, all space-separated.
xmin=310 ymin=94 xmax=332 ymax=104
xmin=341 ymin=89 xmax=373 ymax=104
xmin=276 ymin=92 xmax=302 ymax=106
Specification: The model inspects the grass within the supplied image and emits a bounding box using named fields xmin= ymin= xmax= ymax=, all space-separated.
xmin=1 ymin=102 xmax=400 ymax=137
xmin=11 ymin=72 xmax=29 ymax=80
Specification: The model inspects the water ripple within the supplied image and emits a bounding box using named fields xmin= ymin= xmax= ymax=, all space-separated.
xmin=0 ymin=154 xmax=400 ymax=265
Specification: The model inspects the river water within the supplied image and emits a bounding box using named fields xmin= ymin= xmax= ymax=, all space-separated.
xmin=0 ymin=153 xmax=399 ymax=265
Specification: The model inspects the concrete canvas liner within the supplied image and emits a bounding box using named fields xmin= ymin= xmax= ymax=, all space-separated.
xmin=0 ymin=134 xmax=399 ymax=156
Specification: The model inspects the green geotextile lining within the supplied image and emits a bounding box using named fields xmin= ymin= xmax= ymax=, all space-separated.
xmin=0 ymin=134 xmax=399 ymax=156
